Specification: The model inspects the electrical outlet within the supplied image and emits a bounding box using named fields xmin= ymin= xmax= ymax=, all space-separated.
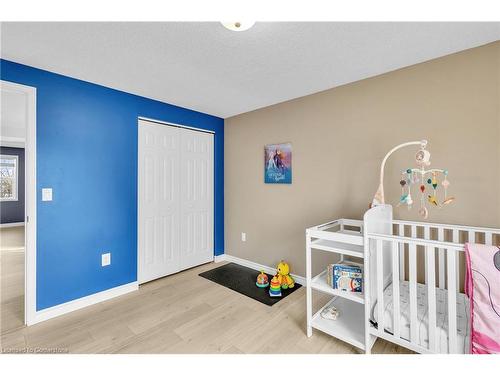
xmin=241 ymin=232 xmax=246 ymax=242
xmin=101 ymin=253 xmax=111 ymax=267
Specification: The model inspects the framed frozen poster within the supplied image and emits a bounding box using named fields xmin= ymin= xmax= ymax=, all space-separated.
xmin=265 ymin=143 xmax=292 ymax=184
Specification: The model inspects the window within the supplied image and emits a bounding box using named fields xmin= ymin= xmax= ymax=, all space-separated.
xmin=0 ymin=155 xmax=18 ymax=201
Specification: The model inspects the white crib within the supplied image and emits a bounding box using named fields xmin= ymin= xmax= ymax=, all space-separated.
xmin=363 ymin=205 xmax=500 ymax=354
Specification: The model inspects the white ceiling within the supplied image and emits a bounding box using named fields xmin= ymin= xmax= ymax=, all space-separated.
xmin=1 ymin=22 xmax=499 ymax=118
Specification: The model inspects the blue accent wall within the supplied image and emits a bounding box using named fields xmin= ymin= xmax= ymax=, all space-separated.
xmin=0 ymin=59 xmax=224 ymax=310
xmin=0 ymin=147 xmax=25 ymax=224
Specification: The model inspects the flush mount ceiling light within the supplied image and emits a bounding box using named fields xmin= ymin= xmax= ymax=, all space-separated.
xmin=221 ymin=21 xmax=255 ymax=32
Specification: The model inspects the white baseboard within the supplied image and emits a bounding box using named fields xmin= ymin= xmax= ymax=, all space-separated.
xmin=28 ymin=281 xmax=138 ymax=326
xmin=214 ymin=254 xmax=306 ymax=285
xmin=214 ymin=254 xmax=227 ymax=263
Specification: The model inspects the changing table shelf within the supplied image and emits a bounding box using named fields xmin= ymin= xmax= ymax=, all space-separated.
xmin=311 ymin=297 xmax=372 ymax=351
xmin=311 ymin=269 xmax=364 ymax=304
xmin=310 ymin=239 xmax=364 ymax=258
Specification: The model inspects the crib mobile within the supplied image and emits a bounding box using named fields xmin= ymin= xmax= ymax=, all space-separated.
xmin=371 ymin=140 xmax=455 ymax=219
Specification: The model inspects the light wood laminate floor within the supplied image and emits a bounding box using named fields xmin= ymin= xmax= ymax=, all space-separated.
xmin=0 ymin=260 xmax=412 ymax=354
xmin=1 ymin=226 xmax=25 ymax=335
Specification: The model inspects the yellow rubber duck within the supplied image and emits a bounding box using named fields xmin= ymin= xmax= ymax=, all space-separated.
xmin=276 ymin=261 xmax=295 ymax=289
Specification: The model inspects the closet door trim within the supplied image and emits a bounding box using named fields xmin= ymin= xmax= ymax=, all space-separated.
xmin=138 ymin=116 xmax=215 ymax=134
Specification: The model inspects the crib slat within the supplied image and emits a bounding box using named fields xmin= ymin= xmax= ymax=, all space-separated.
xmin=426 ymin=245 xmax=437 ymax=352
xmin=447 ymin=250 xmax=458 ymax=353
xmin=376 ymin=239 xmax=384 ymax=335
xmin=391 ymin=241 xmax=401 ymax=339
xmin=485 ymin=232 xmax=493 ymax=245
xmin=467 ymin=230 xmax=475 ymax=288
xmin=399 ymin=224 xmax=405 ymax=281
xmin=424 ymin=226 xmax=430 ymax=284
xmin=409 ymin=243 xmax=418 ymax=344
xmin=466 ymin=230 xmax=474 ymax=289
xmin=454 ymin=229 xmax=460 ymax=291
xmin=438 ymin=228 xmax=445 ymax=289
xmin=468 ymin=230 xmax=474 ymax=243
xmin=423 ymin=226 xmax=430 ymax=239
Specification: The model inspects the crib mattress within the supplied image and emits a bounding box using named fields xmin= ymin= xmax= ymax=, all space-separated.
xmin=372 ymin=281 xmax=470 ymax=353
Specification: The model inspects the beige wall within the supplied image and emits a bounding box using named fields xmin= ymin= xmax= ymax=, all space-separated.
xmin=225 ymin=42 xmax=500 ymax=277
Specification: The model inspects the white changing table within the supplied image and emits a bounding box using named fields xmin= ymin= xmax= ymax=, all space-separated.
xmin=306 ymin=219 xmax=375 ymax=353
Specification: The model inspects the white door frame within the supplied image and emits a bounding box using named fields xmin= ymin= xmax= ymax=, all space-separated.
xmin=137 ymin=116 xmax=215 ymax=284
xmin=138 ymin=116 xmax=215 ymax=135
xmin=1 ymin=80 xmax=37 ymax=326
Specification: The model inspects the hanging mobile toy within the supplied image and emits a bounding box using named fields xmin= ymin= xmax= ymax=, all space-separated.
xmin=397 ymin=170 xmax=413 ymax=209
xmin=427 ymin=172 xmax=439 ymax=206
xmin=441 ymin=171 xmax=455 ymax=205
xmin=402 ymin=143 xmax=454 ymax=217
xmin=398 ymin=173 xmax=408 ymax=206
xmin=419 ymin=182 xmax=428 ymax=219
xmin=371 ymin=140 xmax=455 ymax=219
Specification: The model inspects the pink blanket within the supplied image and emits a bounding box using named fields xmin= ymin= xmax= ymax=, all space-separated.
xmin=465 ymin=243 xmax=500 ymax=354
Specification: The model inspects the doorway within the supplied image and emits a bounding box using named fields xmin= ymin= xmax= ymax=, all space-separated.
xmin=137 ymin=118 xmax=214 ymax=284
xmin=0 ymin=80 xmax=36 ymax=329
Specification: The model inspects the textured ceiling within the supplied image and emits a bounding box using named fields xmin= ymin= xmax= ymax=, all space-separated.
xmin=1 ymin=22 xmax=499 ymax=118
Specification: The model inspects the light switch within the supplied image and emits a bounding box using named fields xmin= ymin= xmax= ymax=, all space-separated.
xmin=102 ymin=253 xmax=111 ymax=267
xmin=241 ymin=232 xmax=246 ymax=242
xmin=42 ymin=188 xmax=53 ymax=201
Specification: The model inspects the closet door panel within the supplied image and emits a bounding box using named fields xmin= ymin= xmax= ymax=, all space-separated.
xmin=138 ymin=120 xmax=181 ymax=283
xmin=179 ymin=130 xmax=214 ymax=270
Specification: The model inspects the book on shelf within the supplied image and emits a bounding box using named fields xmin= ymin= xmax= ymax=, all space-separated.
xmin=325 ymin=262 xmax=363 ymax=293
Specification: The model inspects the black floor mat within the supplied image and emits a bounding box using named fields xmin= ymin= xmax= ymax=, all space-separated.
xmin=199 ymin=262 xmax=302 ymax=306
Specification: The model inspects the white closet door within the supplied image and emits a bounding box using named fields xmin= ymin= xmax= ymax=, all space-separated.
xmin=179 ymin=129 xmax=214 ymax=270
xmin=138 ymin=120 xmax=181 ymax=284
